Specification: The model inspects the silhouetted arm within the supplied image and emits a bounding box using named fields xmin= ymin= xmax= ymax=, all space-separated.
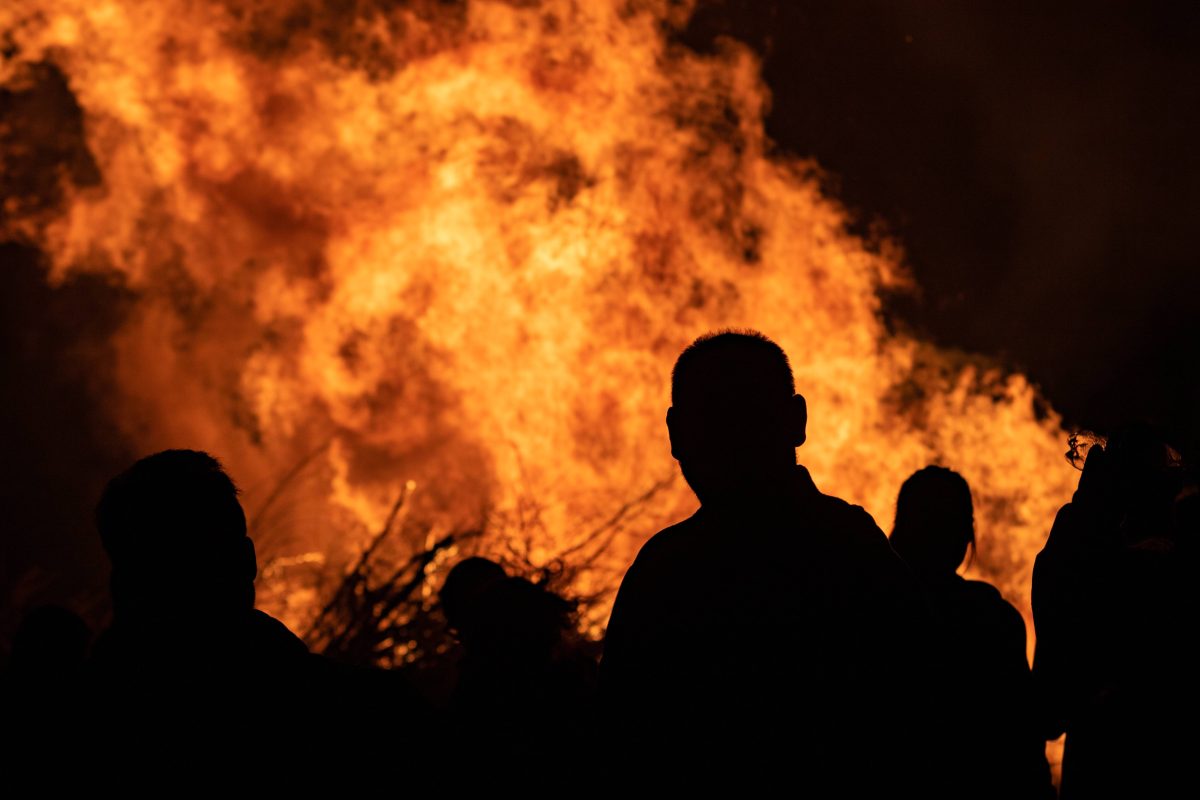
xmin=830 ymin=502 xmax=953 ymax=792
xmin=599 ymin=549 xmax=668 ymax=714
xmin=1032 ymin=504 xmax=1078 ymax=739
xmin=598 ymin=527 xmax=701 ymax=770
xmin=1033 ymin=495 xmax=1120 ymax=744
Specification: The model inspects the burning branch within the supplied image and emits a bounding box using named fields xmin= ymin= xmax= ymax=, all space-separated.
xmin=304 ymin=483 xmax=480 ymax=668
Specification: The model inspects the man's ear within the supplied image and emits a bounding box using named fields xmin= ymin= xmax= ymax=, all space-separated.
xmin=666 ymin=406 xmax=679 ymax=460
xmin=790 ymin=393 xmax=808 ymax=448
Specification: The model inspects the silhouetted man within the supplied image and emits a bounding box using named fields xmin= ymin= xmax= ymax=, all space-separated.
xmin=87 ymin=450 xmax=318 ymax=760
xmin=600 ymin=331 xmax=942 ymax=791
xmin=440 ymin=558 xmax=597 ymax=774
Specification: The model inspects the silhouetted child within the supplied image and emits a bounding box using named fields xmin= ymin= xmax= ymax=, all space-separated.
xmin=600 ymin=331 xmax=945 ymax=792
xmin=440 ymin=558 xmax=596 ymax=773
xmin=890 ymin=466 xmax=1053 ymax=799
xmin=1033 ymin=427 xmax=1199 ymax=798
xmin=441 ymin=556 xmax=508 ymax=636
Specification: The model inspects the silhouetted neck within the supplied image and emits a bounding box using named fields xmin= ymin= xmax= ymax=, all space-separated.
xmin=697 ymin=464 xmax=820 ymax=521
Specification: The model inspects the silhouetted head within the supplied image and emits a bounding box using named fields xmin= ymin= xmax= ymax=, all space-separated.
xmin=467 ymin=577 xmax=574 ymax=658
xmin=890 ymin=466 xmax=975 ymax=577
xmin=441 ymin=557 xmax=508 ymax=635
xmin=442 ymin=558 xmax=572 ymax=659
xmin=1102 ymin=424 xmax=1185 ymax=520
xmin=96 ymin=450 xmax=255 ymax=623
xmin=667 ymin=330 xmax=807 ymax=506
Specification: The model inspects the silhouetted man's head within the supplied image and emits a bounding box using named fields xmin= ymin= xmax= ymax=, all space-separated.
xmin=890 ymin=466 xmax=975 ymax=576
xmin=667 ymin=331 xmax=807 ymax=505
xmin=96 ymin=450 xmax=256 ymax=622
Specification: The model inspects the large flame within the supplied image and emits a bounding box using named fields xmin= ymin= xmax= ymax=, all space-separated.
xmin=1 ymin=0 xmax=1075 ymax=643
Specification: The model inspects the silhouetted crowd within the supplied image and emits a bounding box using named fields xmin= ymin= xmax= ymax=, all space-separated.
xmin=2 ymin=331 xmax=1196 ymax=797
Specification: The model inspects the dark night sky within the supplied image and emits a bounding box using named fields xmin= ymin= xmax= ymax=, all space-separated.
xmin=2 ymin=1 xmax=1199 ymax=632
xmin=685 ymin=0 xmax=1200 ymax=446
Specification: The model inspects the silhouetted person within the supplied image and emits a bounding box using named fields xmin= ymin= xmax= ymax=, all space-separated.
xmin=6 ymin=605 xmax=90 ymax=681
xmin=1033 ymin=427 xmax=1199 ymax=798
xmin=600 ymin=331 xmax=943 ymax=792
xmin=890 ymin=467 xmax=1053 ymax=799
xmin=0 ymin=606 xmax=91 ymax=774
xmin=87 ymin=450 xmax=319 ymax=761
xmin=440 ymin=558 xmax=597 ymax=773
xmin=3 ymin=605 xmax=90 ymax=719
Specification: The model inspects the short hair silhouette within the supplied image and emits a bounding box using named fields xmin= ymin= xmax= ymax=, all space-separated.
xmin=890 ymin=466 xmax=975 ymax=575
xmin=95 ymin=449 xmax=255 ymax=617
xmin=604 ymin=331 xmax=940 ymax=791
xmin=666 ymin=330 xmax=806 ymax=504
xmin=671 ymin=329 xmax=795 ymax=404
xmin=1097 ymin=424 xmax=1185 ymax=523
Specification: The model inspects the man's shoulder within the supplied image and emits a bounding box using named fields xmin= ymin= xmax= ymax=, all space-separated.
xmin=606 ymin=516 xmax=706 ymax=634
xmin=247 ymin=609 xmax=311 ymax=659
xmin=960 ymin=578 xmax=1006 ymax=603
xmin=960 ymin=580 xmax=1025 ymax=625
xmin=809 ymin=491 xmax=891 ymax=550
xmin=804 ymin=492 xmax=921 ymax=598
xmin=631 ymin=514 xmax=706 ymax=569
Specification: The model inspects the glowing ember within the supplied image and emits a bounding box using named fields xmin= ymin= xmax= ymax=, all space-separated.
xmin=1 ymin=0 xmax=1075 ymax=644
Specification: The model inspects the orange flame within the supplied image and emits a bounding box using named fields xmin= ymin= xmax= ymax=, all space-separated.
xmin=1 ymin=0 xmax=1076 ymax=643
